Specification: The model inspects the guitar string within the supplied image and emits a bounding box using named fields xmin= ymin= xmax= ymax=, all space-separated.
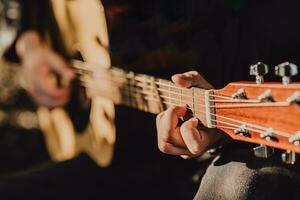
xmin=84 ymin=81 xmax=290 ymax=137
xmin=80 ymin=78 xmax=292 ymax=109
xmin=154 ymin=98 xmax=292 ymax=138
xmin=79 ymin=76 xmax=206 ymax=101
xmin=75 ymin=64 xmax=295 ymax=108
xmin=76 ymin=70 xmax=206 ymax=98
xmin=78 ymin=71 xmax=288 ymax=107
xmin=75 ymin=63 xmax=274 ymax=105
xmin=74 ymin=61 xmax=266 ymax=102
xmin=150 ymin=98 xmax=292 ymax=138
xmin=73 ymin=61 xmax=294 ymax=138
xmin=81 ymin=81 xmax=292 ymax=138
xmin=73 ymin=61 xmax=225 ymax=97
xmin=81 ymin=81 xmax=250 ymax=109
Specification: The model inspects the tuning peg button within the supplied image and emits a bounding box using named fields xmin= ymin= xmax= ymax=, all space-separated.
xmin=275 ymin=62 xmax=298 ymax=85
xmin=250 ymin=62 xmax=269 ymax=85
xmin=281 ymin=151 xmax=296 ymax=165
xmin=253 ymin=144 xmax=274 ymax=158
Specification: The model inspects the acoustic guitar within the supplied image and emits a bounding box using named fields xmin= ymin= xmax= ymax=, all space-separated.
xmin=2 ymin=0 xmax=300 ymax=166
xmin=49 ymin=0 xmax=300 ymax=165
xmin=70 ymin=60 xmax=300 ymax=165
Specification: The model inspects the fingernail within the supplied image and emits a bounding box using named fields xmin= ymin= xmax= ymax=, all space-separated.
xmin=191 ymin=146 xmax=202 ymax=155
xmin=191 ymin=117 xmax=198 ymax=122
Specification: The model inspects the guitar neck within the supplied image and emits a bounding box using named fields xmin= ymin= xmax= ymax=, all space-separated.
xmin=70 ymin=60 xmax=300 ymax=157
xmin=73 ymin=60 xmax=215 ymax=128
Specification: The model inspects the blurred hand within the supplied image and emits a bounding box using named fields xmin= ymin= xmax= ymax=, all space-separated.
xmin=16 ymin=31 xmax=75 ymax=108
xmin=156 ymin=71 xmax=221 ymax=159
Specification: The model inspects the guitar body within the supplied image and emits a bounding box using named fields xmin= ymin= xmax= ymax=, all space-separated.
xmin=38 ymin=0 xmax=115 ymax=167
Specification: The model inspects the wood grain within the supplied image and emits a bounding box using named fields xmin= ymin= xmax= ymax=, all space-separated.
xmin=214 ymin=82 xmax=300 ymax=153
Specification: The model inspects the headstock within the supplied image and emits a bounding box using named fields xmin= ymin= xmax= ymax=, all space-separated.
xmin=213 ymin=62 xmax=300 ymax=164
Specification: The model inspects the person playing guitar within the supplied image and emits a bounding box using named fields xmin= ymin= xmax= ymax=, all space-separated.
xmin=1 ymin=0 xmax=300 ymax=199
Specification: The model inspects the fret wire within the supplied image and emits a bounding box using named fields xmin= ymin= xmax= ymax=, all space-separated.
xmin=132 ymin=72 xmax=137 ymax=109
xmin=129 ymin=72 xmax=134 ymax=108
xmin=151 ymin=77 xmax=156 ymax=113
xmin=180 ymin=87 xmax=182 ymax=105
xmin=125 ymin=73 xmax=130 ymax=106
xmin=126 ymin=73 xmax=130 ymax=107
xmin=152 ymin=77 xmax=164 ymax=112
xmin=169 ymin=81 xmax=171 ymax=105
xmin=143 ymin=75 xmax=149 ymax=112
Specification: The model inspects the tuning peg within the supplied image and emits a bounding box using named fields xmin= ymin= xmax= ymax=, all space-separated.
xmin=250 ymin=62 xmax=269 ymax=85
xmin=281 ymin=150 xmax=296 ymax=165
xmin=288 ymin=131 xmax=300 ymax=146
xmin=275 ymin=62 xmax=298 ymax=85
xmin=234 ymin=124 xmax=251 ymax=138
xmin=253 ymin=144 xmax=274 ymax=158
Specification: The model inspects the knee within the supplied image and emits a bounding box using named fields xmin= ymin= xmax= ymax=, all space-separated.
xmin=246 ymin=166 xmax=300 ymax=199
xmin=194 ymin=159 xmax=255 ymax=200
xmin=194 ymin=155 xmax=300 ymax=200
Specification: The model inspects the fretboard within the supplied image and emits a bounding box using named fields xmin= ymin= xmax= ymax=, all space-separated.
xmin=73 ymin=60 xmax=216 ymax=127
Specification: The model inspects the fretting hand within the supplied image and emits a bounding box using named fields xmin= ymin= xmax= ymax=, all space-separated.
xmin=156 ymin=71 xmax=222 ymax=159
